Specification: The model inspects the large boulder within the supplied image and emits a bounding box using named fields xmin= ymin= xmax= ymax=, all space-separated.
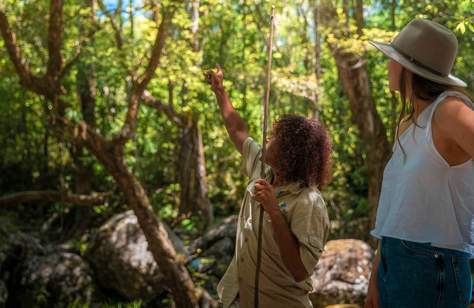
xmin=0 ymin=231 xmax=8 ymax=307
xmin=0 ymin=223 xmax=43 ymax=307
xmin=85 ymin=210 xmax=188 ymax=301
xmin=189 ymin=215 xmax=237 ymax=273
xmin=0 ymin=280 xmax=7 ymax=307
xmin=188 ymin=216 xmax=237 ymax=290
xmin=0 ymin=221 xmax=97 ymax=308
xmin=186 ymin=218 xmax=373 ymax=307
xmin=309 ymin=239 xmax=374 ymax=308
xmin=17 ymin=247 xmax=97 ymax=308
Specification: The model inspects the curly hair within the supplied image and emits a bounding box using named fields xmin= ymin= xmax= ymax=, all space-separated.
xmin=271 ymin=115 xmax=332 ymax=188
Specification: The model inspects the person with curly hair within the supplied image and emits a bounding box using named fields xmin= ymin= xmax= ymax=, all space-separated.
xmin=205 ymin=65 xmax=332 ymax=308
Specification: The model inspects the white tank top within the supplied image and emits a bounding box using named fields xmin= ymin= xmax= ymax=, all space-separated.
xmin=371 ymin=90 xmax=474 ymax=256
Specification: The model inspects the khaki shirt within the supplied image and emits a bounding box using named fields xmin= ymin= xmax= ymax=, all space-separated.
xmin=217 ymin=137 xmax=330 ymax=308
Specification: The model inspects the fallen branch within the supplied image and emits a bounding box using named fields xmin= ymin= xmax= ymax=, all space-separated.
xmin=0 ymin=190 xmax=112 ymax=206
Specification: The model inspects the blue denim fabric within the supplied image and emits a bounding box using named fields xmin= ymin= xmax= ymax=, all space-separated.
xmin=377 ymin=236 xmax=472 ymax=308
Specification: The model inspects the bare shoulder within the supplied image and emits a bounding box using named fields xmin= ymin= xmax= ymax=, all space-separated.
xmin=443 ymin=96 xmax=467 ymax=104
xmin=433 ymin=95 xmax=474 ymax=138
xmin=434 ymin=96 xmax=474 ymax=125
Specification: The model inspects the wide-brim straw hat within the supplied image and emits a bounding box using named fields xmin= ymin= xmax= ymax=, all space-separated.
xmin=370 ymin=19 xmax=467 ymax=87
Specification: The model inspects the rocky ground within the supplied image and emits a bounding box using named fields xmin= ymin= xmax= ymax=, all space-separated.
xmin=0 ymin=210 xmax=382 ymax=307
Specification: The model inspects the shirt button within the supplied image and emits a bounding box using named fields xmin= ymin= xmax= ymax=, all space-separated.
xmin=240 ymin=257 xmax=244 ymax=262
xmin=244 ymin=237 xmax=248 ymax=243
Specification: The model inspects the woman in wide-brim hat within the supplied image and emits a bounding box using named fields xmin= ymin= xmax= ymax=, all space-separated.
xmin=365 ymin=19 xmax=474 ymax=308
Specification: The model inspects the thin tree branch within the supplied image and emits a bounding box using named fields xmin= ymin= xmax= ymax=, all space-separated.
xmin=60 ymin=24 xmax=101 ymax=79
xmin=0 ymin=10 xmax=29 ymax=80
xmin=136 ymin=8 xmax=175 ymax=92
xmin=0 ymin=9 xmax=46 ymax=94
xmin=97 ymin=0 xmax=123 ymax=49
xmin=47 ymin=0 xmax=64 ymax=78
xmin=0 ymin=190 xmax=112 ymax=206
xmin=60 ymin=49 xmax=83 ymax=79
xmin=142 ymin=90 xmax=185 ymax=127
xmin=115 ymin=7 xmax=175 ymax=145
xmin=57 ymin=113 xmax=108 ymax=154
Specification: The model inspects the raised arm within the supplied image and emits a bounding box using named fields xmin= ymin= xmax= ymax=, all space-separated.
xmin=205 ymin=65 xmax=249 ymax=154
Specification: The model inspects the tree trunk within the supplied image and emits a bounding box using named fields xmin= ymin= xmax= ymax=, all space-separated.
xmin=342 ymin=0 xmax=350 ymax=29
xmin=147 ymin=82 xmax=213 ymax=228
xmin=62 ymin=0 xmax=97 ymax=240
xmin=318 ymin=3 xmax=391 ymax=233
xmin=331 ymin=49 xmax=391 ymax=230
xmin=79 ymin=133 xmax=204 ymax=307
xmin=177 ymin=119 xmax=213 ymax=227
xmin=354 ymin=0 xmax=364 ymax=36
xmin=114 ymin=163 xmax=200 ymax=308
xmin=62 ymin=59 xmax=97 ymax=239
xmin=0 ymin=2 xmax=214 ymax=305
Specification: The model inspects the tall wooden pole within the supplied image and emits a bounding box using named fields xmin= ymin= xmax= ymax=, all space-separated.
xmin=254 ymin=5 xmax=275 ymax=308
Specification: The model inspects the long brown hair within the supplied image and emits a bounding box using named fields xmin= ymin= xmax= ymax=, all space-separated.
xmin=396 ymin=68 xmax=473 ymax=158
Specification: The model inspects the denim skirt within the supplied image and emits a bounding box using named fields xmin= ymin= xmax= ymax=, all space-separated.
xmin=377 ymin=236 xmax=472 ymax=308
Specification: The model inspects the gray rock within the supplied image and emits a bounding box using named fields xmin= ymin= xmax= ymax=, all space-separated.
xmin=187 ymin=217 xmax=373 ymax=307
xmin=18 ymin=249 xmax=96 ymax=308
xmin=0 ymin=221 xmax=97 ymax=308
xmin=86 ymin=210 xmax=187 ymax=301
xmin=309 ymin=239 xmax=374 ymax=308
xmin=0 ymin=279 xmax=7 ymax=306
xmin=0 ymin=224 xmax=44 ymax=307
xmin=186 ymin=216 xmax=237 ymax=294
xmin=201 ymin=237 xmax=234 ymax=276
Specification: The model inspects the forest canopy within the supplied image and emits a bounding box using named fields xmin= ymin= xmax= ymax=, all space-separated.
xmin=0 ymin=0 xmax=472 ymax=307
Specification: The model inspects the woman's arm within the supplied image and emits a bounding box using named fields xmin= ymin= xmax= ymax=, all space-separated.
xmin=254 ymin=179 xmax=308 ymax=282
xmin=205 ymin=66 xmax=249 ymax=154
xmin=365 ymin=242 xmax=381 ymax=308
xmin=269 ymin=209 xmax=309 ymax=282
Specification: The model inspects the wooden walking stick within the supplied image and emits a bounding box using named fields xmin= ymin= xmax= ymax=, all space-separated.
xmin=254 ymin=5 xmax=275 ymax=308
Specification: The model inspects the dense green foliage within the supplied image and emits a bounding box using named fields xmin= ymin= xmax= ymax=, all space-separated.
xmin=1 ymin=0 xmax=472 ymax=235
xmin=0 ymin=0 xmax=472 ymax=305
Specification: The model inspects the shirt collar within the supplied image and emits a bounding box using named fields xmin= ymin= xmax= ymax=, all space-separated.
xmin=266 ymin=168 xmax=305 ymax=196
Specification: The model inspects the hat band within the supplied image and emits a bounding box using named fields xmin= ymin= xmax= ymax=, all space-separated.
xmin=390 ymin=44 xmax=448 ymax=77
